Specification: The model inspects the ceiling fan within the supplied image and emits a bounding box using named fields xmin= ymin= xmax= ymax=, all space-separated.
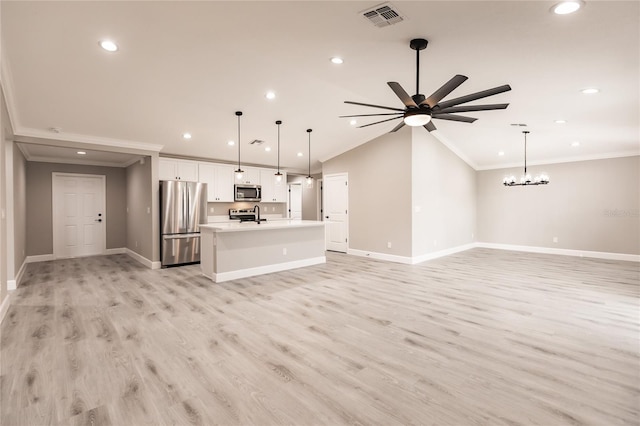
xmin=340 ymin=38 xmax=511 ymax=133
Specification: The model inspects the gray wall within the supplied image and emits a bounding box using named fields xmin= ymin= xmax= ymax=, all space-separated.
xmin=12 ymin=145 xmax=26 ymax=271
xmin=323 ymin=130 xmax=413 ymax=256
xmin=26 ymin=162 xmax=127 ymax=256
xmin=477 ymin=156 xmax=640 ymax=255
xmin=412 ymin=128 xmax=476 ymax=255
xmin=126 ymin=157 xmax=154 ymax=261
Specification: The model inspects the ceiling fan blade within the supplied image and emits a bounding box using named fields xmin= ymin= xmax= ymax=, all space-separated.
xmin=423 ymin=74 xmax=468 ymax=107
xmin=357 ymin=116 xmax=403 ymax=128
xmin=344 ymin=101 xmax=405 ymax=112
xmin=339 ymin=113 xmax=404 ymax=118
xmin=436 ymin=84 xmax=512 ymax=109
xmin=388 ymin=82 xmax=418 ymax=108
xmin=432 ymin=113 xmax=477 ymax=123
xmin=424 ymin=121 xmax=437 ymax=132
xmin=390 ymin=121 xmax=406 ymax=132
xmin=435 ymin=103 xmax=509 ymax=114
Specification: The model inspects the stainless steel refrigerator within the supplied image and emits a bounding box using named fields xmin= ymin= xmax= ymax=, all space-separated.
xmin=160 ymin=180 xmax=207 ymax=267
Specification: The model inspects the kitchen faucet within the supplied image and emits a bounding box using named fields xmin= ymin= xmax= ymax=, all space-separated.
xmin=254 ymin=205 xmax=261 ymax=224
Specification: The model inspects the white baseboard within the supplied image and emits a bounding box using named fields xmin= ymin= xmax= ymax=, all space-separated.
xmin=25 ymin=254 xmax=54 ymax=263
xmin=411 ymin=243 xmax=479 ymax=264
xmin=347 ymin=248 xmax=413 ymax=264
xmin=476 ymin=242 xmax=640 ymax=262
xmin=7 ymin=258 xmax=28 ymax=290
xmin=0 ymin=292 xmax=12 ymax=325
xmin=210 ymin=256 xmax=326 ymax=283
xmin=105 ymin=247 xmax=127 ymax=255
xmin=349 ymin=243 xmax=477 ymax=265
xmin=126 ymin=249 xmax=162 ymax=269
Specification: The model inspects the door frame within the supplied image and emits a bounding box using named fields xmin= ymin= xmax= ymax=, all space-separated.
xmin=52 ymin=172 xmax=107 ymax=259
xmin=322 ymin=172 xmax=349 ymax=252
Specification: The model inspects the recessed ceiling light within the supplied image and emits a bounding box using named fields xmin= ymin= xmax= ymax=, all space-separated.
xmin=349 ymin=119 xmax=357 ymax=126
xmin=498 ymin=151 xmax=505 ymax=156
xmin=99 ymin=40 xmax=118 ymax=52
xmin=265 ymin=147 xmax=271 ymax=152
xmin=554 ymin=119 xmax=567 ymax=124
xmin=571 ymin=141 xmax=580 ymax=147
xmin=331 ymin=57 xmax=344 ymax=65
xmin=265 ymin=91 xmax=276 ymax=100
xmin=297 ymin=152 xmax=303 ymax=157
xmin=551 ymin=1 xmax=583 ymax=15
xmin=182 ymin=133 xmax=192 ymax=140
xmin=581 ymin=88 xmax=599 ymax=94
xmin=77 ymin=151 xmax=87 ymax=155
xmin=227 ymin=140 xmax=235 ymax=146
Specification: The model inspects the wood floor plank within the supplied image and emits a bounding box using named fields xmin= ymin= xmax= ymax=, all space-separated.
xmin=1 ymin=249 xmax=638 ymax=425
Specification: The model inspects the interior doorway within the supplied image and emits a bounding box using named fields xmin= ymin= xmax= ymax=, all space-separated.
xmin=288 ymin=183 xmax=302 ymax=219
xmin=52 ymin=173 xmax=106 ymax=258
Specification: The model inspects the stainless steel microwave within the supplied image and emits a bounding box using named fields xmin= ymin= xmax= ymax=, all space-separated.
xmin=235 ymin=184 xmax=261 ymax=202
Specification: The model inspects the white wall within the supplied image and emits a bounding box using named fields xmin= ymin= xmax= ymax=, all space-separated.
xmin=477 ymin=156 xmax=640 ymax=255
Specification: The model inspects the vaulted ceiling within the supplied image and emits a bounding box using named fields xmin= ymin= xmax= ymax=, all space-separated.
xmin=2 ymin=1 xmax=638 ymax=172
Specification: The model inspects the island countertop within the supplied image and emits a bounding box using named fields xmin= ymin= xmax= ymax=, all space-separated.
xmin=200 ymin=220 xmax=324 ymax=233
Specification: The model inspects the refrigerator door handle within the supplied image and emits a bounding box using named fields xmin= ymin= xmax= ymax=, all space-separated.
xmin=163 ymin=233 xmax=200 ymax=240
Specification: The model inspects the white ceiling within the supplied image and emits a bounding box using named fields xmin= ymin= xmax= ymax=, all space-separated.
xmin=2 ymin=1 xmax=638 ymax=172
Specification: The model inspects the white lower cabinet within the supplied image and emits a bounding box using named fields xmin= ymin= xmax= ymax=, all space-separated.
xmin=199 ymin=163 xmax=234 ymax=202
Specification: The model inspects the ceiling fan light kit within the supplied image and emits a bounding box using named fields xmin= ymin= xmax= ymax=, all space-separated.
xmin=503 ymin=131 xmax=550 ymax=186
xmin=341 ymin=38 xmax=511 ymax=134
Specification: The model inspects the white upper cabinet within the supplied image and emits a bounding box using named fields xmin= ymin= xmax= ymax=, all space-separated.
xmin=260 ymin=169 xmax=287 ymax=202
xmin=159 ymin=158 xmax=199 ymax=181
xmin=198 ymin=163 xmax=234 ymax=202
xmin=236 ymin=166 xmax=260 ymax=185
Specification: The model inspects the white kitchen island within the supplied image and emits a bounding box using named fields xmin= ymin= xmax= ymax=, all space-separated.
xmin=200 ymin=220 xmax=326 ymax=283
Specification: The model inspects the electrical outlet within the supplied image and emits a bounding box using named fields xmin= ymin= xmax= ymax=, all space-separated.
xmin=146 ymin=206 xmax=151 ymax=214
xmin=272 ymin=207 xmax=275 ymax=212
xmin=126 ymin=207 xmax=129 ymax=213
xmin=387 ymin=242 xmax=392 ymax=249
xmin=210 ymin=207 xmax=215 ymax=213
xmin=283 ymin=248 xmax=287 ymax=255
xmin=553 ymin=237 xmax=558 ymax=243
xmin=135 ymin=240 xmax=138 ymax=248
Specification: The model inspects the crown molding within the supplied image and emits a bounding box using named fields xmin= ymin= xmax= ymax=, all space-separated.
xmin=476 ymin=150 xmax=640 ymax=171
xmin=14 ymin=127 xmax=163 ymax=155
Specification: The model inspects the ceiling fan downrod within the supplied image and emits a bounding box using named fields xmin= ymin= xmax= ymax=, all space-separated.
xmin=410 ymin=38 xmax=428 ymax=99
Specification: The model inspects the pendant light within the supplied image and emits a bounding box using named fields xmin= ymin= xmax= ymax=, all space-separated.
xmin=503 ymin=131 xmax=550 ymax=186
xmin=234 ymin=111 xmax=244 ymax=180
xmin=305 ymin=129 xmax=313 ymax=185
xmin=275 ymin=120 xmax=283 ymax=182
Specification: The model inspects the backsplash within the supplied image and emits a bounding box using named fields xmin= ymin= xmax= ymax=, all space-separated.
xmin=206 ymin=201 xmax=286 ymax=217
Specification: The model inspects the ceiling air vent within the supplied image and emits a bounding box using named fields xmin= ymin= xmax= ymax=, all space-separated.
xmin=361 ymin=3 xmax=405 ymax=28
xmin=249 ymin=139 xmax=265 ymax=145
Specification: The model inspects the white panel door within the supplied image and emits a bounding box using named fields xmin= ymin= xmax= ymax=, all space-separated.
xmin=323 ymin=173 xmax=348 ymax=252
xmin=53 ymin=173 xmax=106 ymax=258
xmin=288 ymin=184 xmax=302 ymax=219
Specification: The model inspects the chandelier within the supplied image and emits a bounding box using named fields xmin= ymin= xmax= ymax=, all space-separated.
xmin=503 ymin=131 xmax=550 ymax=186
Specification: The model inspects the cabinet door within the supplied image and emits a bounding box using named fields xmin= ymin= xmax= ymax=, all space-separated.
xmin=159 ymin=159 xmax=178 ymax=180
xmin=178 ymin=161 xmax=198 ymax=181
xmin=236 ymin=167 xmax=260 ymax=185
xmin=214 ymin=164 xmax=235 ymax=202
xmin=274 ymin=171 xmax=287 ymax=202
xmin=259 ymin=169 xmax=276 ymax=202
xmin=198 ymin=163 xmax=216 ymax=201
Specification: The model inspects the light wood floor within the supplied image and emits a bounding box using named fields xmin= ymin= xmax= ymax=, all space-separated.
xmin=1 ymin=249 xmax=638 ymax=425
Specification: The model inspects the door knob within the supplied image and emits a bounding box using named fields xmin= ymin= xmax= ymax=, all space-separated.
xmin=95 ymin=219 xmax=102 ymax=222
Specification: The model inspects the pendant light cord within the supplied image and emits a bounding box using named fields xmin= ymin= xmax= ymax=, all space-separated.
xmin=523 ymin=130 xmax=529 ymax=174
xmin=237 ymin=115 xmax=241 ymax=169
xmin=277 ymin=121 xmax=281 ymax=173
xmin=307 ymin=129 xmax=312 ymax=178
